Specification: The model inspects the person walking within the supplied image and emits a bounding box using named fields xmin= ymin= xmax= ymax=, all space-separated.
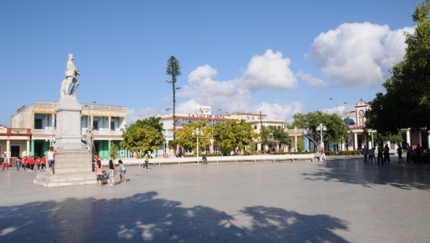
xmin=384 ymin=144 xmax=391 ymax=164
xmin=15 ymin=157 xmax=21 ymax=171
xmin=397 ymin=143 xmax=404 ymax=163
xmin=95 ymin=160 xmax=104 ymax=186
xmin=2 ymin=152 xmax=8 ymax=171
xmin=377 ymin=143 xmax=384 ymax=164
xmin=143 ymin=152 xmax=149 ymax=169
xmin=108 ymin=158 xmax=116 ymax=186
xmin=363 ymin=145 xmax=368 ymax=163
xmin=47 ymin=147 xmax=56 ymax=174
xmin=320 ymin=147 xmax=327 ymax=161
xmin=119 ymin=160 xmax=127 ymax=183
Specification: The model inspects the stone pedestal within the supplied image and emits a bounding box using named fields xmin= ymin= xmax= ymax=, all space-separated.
xmin=33 ymin=95 xmax=96 ymax=187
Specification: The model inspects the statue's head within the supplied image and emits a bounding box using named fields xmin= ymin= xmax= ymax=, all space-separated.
xmin=68 ymin=53 xmax=74 ymax=60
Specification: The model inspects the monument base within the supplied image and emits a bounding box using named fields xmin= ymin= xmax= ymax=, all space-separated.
xmin=33 ymin=149 xmax=96 ymax=187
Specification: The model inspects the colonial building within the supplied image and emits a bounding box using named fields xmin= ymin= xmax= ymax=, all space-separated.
xmin=10 ymin=101 xmax=127 ymax=159
xmin=0 ymin=125 xmax=32 ymax=160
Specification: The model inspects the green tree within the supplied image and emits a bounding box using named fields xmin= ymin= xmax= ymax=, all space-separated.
xmin=262 ymin=126 xmax=290 ymax=152
xmin=166 ymin=56 xmax=182 ymax=155
xmin=289 ymin=111 xmax=349 ymax=146
xmin=214 ymin=120 xmax=257 ymax=155
xmin=366 ymin=0 xmax=430 ymax=134
xmin=120 ymin=125 xmax=165 ymax=158
xmin=297 ymin=139 xmax=305 ymax=152
xmin=109 ymin=141 xmax=118 ymax=159
xmin=174 ymin=121 xmax=211 ymax=155
xmin=131 ymin=117 xmax=164 ymax=134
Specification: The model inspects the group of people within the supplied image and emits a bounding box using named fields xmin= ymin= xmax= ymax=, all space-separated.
xmin=95 ymin=158 xmax=127 ymax=186
xmin=363 ymin=143 xmax=392 ymax=164
xmin=15 ymin=155 xmax=46 ymax=171
xmin=362 ymin=143 xmax=428 ymax=164
xmin=1 ymin=147 xmax=56 ymax=173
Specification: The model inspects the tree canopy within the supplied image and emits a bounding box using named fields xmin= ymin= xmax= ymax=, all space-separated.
xmin=120 ymin=117 xmax=165 ymax=156
xmin=174 ymin=121 xmax=211 ymax=153
xmin=366 ymin=0 xmax=430 ymax=134
xmin=288 ymin=111 xmax=349 ymax=145
xmin=214 ymin=120 xmax=257 ymax=155
xmin=261 ymin=125 xmax=290 ymax=151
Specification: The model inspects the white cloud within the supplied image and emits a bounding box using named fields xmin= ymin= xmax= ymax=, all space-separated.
xmin=296 ymin=70 xmax=327 ymax=87
xmin=127 ymin=108 xmax=156 ymax=124
xmin=253 ymin=102 xmax=303 ymax=122
xmin=174 ymin=50 xmax=302 ymax=121
xmin=308 ymin=22 xmax=415 ymax=87
xmin=241 ymin=49 xmax=297 ymax=91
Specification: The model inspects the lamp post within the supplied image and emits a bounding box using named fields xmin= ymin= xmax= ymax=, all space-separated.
xmin=45 ymin=136 xmax=55 ymax=147
xmin=316 ymin=123 xmax=327 ymax=149
xmin=329 ymin=98 xmax=339 ymax=116
xmin=192 ymin=128 xmax=202 ymax=158
xmin=211 ymin=108 xmax=222 ymax=154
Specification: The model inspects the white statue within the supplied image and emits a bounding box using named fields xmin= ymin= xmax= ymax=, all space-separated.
xmin=62 ymin=53 xmax=80 ymax=96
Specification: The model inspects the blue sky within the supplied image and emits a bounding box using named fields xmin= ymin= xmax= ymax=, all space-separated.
xmin=0 ymin=0 xmax=418 ymax=126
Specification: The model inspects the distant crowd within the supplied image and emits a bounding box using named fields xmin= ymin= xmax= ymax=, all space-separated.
xmin=362 ymin=143 xmax=429 ymax=164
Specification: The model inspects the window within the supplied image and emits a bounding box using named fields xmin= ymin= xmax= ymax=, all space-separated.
xmin=11 ymin=145 xmax=20 ymax=157
xmin=34 ymin=119 xmax=43 ymax=129
xmin=93 ymin=121 xmax=99 ymax=130
xmin=254 ymin=126 xmax=257 ymax=129
xmin=247 ymin=116 xmax=250 ymax=120
xmin=111 ymin=121 xmax=115 ymax=131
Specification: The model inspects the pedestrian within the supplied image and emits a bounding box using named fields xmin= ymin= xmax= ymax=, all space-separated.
xmin=320 ymin=147 xmax=327 ymax=161
xmin=41 ymin=155 xmax=46 ymax=170
xmin=92 ymin=152 xmax=99 ymax=172
xmin=377 ymin=143 xmax=384 ymax=164
xmin=119 ymin=160 xmax=127 ymax=183
xmin=369 ymin=148 xmax=375 ymax=164
xmin=108 ymin=158 xmax=116 ymax=186
xmin=384 ymin=144 xmax=390 ymax=163
xmin=16 ymin=157 xmax=21 ymax=171
xmin=95 ymin=160 xmax=104 ymax=186
xmin=415 ymin=145 xmax=422 ymax=163
xmin=2 ymin=152 xmax=8 ymax=171
xmin=28 ymin=156 xmax=35 ymax=171
xmin=363 ymin=145 xmax=368 ymax=163
xmin=397 ymin=143 xmax=404 ymax=163
xmin=406 ymin=143 xmax=412 ymax=163
xmin=35 ymin=156 xmax=41 ymax=170
xmin=22 ymin=156 xmax=27 ymax=171
xmin=47 ymin=146 xmax=56 ymax=174
xmin=143 ymin=152 xmax=149 ymax=169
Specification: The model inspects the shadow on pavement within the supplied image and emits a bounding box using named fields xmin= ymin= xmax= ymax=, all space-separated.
xmin=0 ymin=192 xmax=349 ymax=242
xmin=303 ymin=158 xmax=430 ymax=191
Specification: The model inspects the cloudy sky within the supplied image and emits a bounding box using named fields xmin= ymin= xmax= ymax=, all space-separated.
xmin=0 ymin=0 xmax=418 ymax=126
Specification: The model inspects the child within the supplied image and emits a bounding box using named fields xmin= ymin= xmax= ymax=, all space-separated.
xmin=108 ymin=158 xmax=116 ymax=186
xmin=369 ymin=148 xmax=375 ymax=163
xmin=119 ymin=160 xmax=126 ymax=183
xmin=96 ymin=160 xmax=104 ymax=186
xmin=35 ymin=156 xmax=41 ymax=171
xmin=41 ymin=155 xmax=46 ymax=170
xmin=22 ymin=156 xmax=27 ymax=171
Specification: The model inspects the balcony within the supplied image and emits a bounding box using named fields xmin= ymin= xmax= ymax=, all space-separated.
xmin=33 ymin=129 xmax=54 ymax=134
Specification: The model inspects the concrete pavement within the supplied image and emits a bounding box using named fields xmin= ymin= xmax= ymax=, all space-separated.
xmin=1 ymin=158 xmax=429 ymax=242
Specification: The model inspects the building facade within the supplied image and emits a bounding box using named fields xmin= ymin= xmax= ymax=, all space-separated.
xmin=11 ymin=101 xmax=127 ymax=159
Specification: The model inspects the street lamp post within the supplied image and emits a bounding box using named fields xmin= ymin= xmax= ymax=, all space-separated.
xmin=316 ymin=123 xmax=327 ymax=149
xmin=211 ymin=108 xmax=222 ymax=154
xmin=329 ymin=98 xmax=339 ymax=116
xmin=192 ymin=128 xmax=202 ymax=158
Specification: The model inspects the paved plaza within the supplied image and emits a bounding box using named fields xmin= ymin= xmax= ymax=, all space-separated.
xmin=1 ymin=158 xmax=430 ymax=243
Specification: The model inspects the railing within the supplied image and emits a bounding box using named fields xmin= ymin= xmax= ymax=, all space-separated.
xmin=100 ymin=154 xmax=316 ymax=166
xmin=33 ymin=129 xmax=54 ymax=134
xmin=10 ymin=128 xmax=31 ymax=134
xmin=93 ymin=130 xmax=123 ymax=136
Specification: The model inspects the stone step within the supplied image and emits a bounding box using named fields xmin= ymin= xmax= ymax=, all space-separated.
xmin=55 ymin=162 xmax=92 ymax=168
